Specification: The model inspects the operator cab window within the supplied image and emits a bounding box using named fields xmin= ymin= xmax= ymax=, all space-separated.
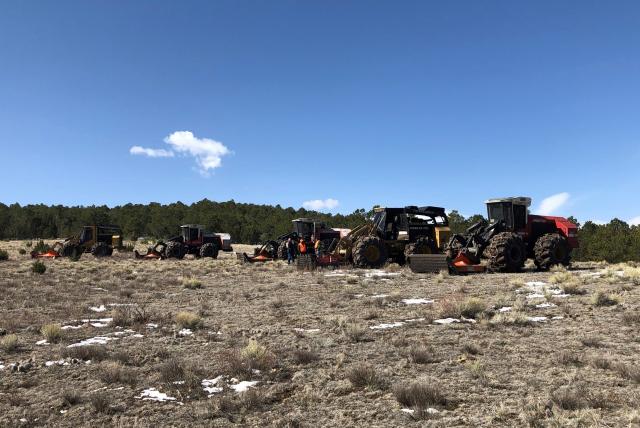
xmin=513 ymin=204 xmax=527 ymax=230
xmin=189 ymin=228 xmax=199 ymax=241
xmin=81 ymin=227 xmax=93 ymax=243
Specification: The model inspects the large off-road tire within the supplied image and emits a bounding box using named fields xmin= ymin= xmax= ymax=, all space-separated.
xmin=404 ymin=236 xmax=436 ymax=261
xmin=61 ymin=242 xmax=82 ymax=259
xmin=277 ymin=241 xmax=289 ymax=260
xmin=486 ymin=232 xmax=526 ymax=272
xmin=296 ymin=253 xmax=316 ymax=271
xmin=91 ymin=242 xmax=112 ymax=257
xmin=200 ymin=243 xmax=215 ymax=258
xmin=534 ymin=233 xmax=571 ymax=270
xmin=352 ymin=236 xmax=388 ymax=268
xmin=165 ymin=241 xmax=185 ymax=259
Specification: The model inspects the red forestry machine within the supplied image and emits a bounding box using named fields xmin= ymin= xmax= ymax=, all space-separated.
xmin=135 ymin=225 xmax=222 ymax=260
xmin=446 ymin=197 xmax=578 ymax=273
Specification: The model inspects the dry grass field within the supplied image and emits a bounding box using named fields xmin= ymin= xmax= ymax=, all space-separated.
xmin=1 ymin=240 xmax=640 ymax=427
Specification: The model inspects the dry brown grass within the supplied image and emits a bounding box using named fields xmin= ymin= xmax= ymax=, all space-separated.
xmin=346 ymin=363 xmax=387 ymax=390
xmin=0 ymin=334 xmax=18 ymax=352
xmin=175 ymin=311 xmax=202 ymax=329
xmin=41 ymin=323 xmax=63 ymax=343
xmin=393 ymin=379 xmax=452 ymax=409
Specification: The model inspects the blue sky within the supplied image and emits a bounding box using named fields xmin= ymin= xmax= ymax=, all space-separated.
xmin=1 ymin=1 xmax=639 ymax=224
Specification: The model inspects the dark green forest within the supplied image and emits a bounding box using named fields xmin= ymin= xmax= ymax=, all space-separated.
xmin=0 ymin=200 xmax=637 ymax=262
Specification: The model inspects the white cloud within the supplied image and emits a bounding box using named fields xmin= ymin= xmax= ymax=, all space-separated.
xmin=536 ymin=192 xmax=570 ymax=216
xmin=303 ymin=198 xmax=339 ymax=211
xmin=164 ymin=131 xmax=230 ymax=175
xmin=629 ymin=216 xmax=640 ymax=226
xmin=129 ymin=146 xmax=174 ymax=158
xmin=129 ymin=131 xmax=231 ymax=176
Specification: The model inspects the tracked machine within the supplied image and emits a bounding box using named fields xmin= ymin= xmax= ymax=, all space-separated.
xmin=446 ymin=197 xmax=578 ymax=273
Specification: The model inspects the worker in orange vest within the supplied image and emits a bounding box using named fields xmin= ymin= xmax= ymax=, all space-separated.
xmin=298 ymin=238 xmax=307 ymax=254
xmin=314 ymin=236 xmax=321 ymax=256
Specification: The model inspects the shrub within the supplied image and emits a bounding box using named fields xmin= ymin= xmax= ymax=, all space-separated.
xmin=408 ymin=345 xmax=439 ymax=364
xmin=90 ymin=392 xmax=112 ymax=414
xmin=1 ymin=334 xmax=18 ymax=352
xmin=614 ymin=363 xmax=640 ymax=383
xmin=175 ymin=311 xmax=202 ymax=329
xmin=18 ymin=248 xmax=27 ymax=255
xmin=393 ymin=380 xmax=451 ymax=409
xmin=61 ymin=389 xmax=82 ymax=407
xmin=343 ymin=323 xmax=367 ymax=343
xmin=241 ymin=340 xmax=276 ymax=371
xmin=41 ymin=324 xmax=63 ymax=343
xmin=99 ymin=362 xmax=137 ymax=386
xmin=459 ymin=297 xmax=487 ymax=319
xmin=183 ymin=278 xmax=202 ymax=290
xmin=292 ymin=348 xmax=319 ymax=365
xmin=33 ymin=240 xmax=50 ymax=253
xmin=591 ymin=290 xmax=620 ymax=307
xmin=556 ymin=351 xmax=584 ymax=367
xmin=0 ymin=249 xmax=8 ymax=261
xmin=561 ymin=281 xmax=584 ymax=295
xmin=159 ymin=358 xmax=185 ymax=383
xmin=62 ymin=345 xmax=108 ymax=362
xmin=550 ymin=270 xmax=573 ymax=284
xmin=32 ymin=261 xmax=46 ymax=274
xmin=346 ymin=364 xmax=386 ymax=390
xmin=622 ymin=311 xmax=640 ymax=324
xmin=550 ymin=386 xmax=586 ymax=410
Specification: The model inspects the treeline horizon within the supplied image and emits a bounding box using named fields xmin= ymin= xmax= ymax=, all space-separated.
xmin=0 ymin=200 xmax=637 ymax=263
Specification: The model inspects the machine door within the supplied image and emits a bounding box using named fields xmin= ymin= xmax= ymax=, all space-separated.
xmin=79 ymin=227 xmax=94 ymax=244
xmin=183 ymin=227 xmax=200 ymax=243
xmin=294 ymin=221 xmax=315 ymax=239
xmin=487 ymin=203 xmax=513 ymax=228
xmin=513 ymin=204 xmax=527 ymax=230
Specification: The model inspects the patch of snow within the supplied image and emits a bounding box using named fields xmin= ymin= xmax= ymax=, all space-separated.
xmin=293 ymin=328 xmax=320 ymax=333
xmin=229 ymin=380 xmax=259 ymax=393
xmin=178 ymin=329 xmax=193 ymax=336
xmin=535 ymin=303 xmax=556 ymax=309
xmin=370 ymin=321 xmax=405 ymax=330
xmin=497 ymin=306 xmax=512 ymax=313
xmin=401 ymin=298 xmax=434 ymax=305
xmin=526 ymin=293 xmax=545 ymax=299
xmin=364 ymin=270 xmax=400 ymax=278
xmin=528 ymin=316 xmax=548 ymax=323
xmin=89 ymin=305 xmax=106 ymax=312
xmin=36 ymin=339 xmax=49 ymax=345
xmin=137 ymin=388 xmax=178 ymax=402
xmin=45 ymin=360 xmax=67 ymax=367
xmin=526 ymin=281 xmax=548 ymax=287
xmin=434 ymin=318 xmax=460 ymax=324
xmin=61 ymin=325 xmax=83 ymax=330
xmin=202 ymin=377 xmax=224 ymax=396
xmin=147 ymin=323 xmax=158 ymax=329
xmin=370 ymin=294 xmax=389 ymax=298
xmin=405 ymin=318 xmax=426 ymax=323
xmin=67 ymin=336 xmax=115 ymax=347
xmin=552 ymin=316 xmax=565 ymax=320
xmin=173 ymin=381 xmax=185 ymax=385
xmin=0 ymin=363 xmax=5 ymax=370
xmin=401 ymin=407 xmax=439 ymax=415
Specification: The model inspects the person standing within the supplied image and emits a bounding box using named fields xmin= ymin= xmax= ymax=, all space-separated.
xmin=314 ymin=236 xmax=322 ymax=257
xmin=286 ymin=237 xmax=296 ymax=264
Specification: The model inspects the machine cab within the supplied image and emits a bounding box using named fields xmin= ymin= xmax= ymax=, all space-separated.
xmin=79 ymin=226 xmax=95 ymax=245
xmin=292 ymin=218 xmax=318 ymax=240
xmin=485 ymin=197 xmax=530 ymax=231
xmin=181 ymin=224 xmax=204 ymax=244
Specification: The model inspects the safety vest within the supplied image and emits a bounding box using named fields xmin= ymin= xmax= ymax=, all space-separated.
xmin=298 ymin=241 xmax=307 ymax=254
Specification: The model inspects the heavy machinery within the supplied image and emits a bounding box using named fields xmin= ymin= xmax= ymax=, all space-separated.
xmin=31 ymin=225 xmax=123 ymax=259
xmin=324 ymin=206 xmax=451 ymax=268
xmin=163 ymin=224 xmax=222 ymax=259
xmin=242 ymin=218 xmax=342 ymax=263
xmin=446 ymin=197 xmax=578 ymax=273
